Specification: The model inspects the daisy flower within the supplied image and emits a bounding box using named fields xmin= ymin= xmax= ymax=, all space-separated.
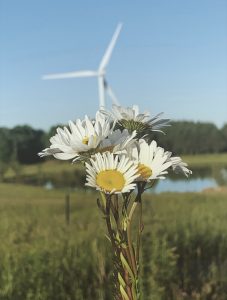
xmin=97 ymin=129 xmax=137 ymax=154
xmin=85 ymin=152 xmax=139 ymax=194
xmin=38 ymin=112 xmax=112 ymax=161
xmin=130 ymin=139 xmax=173 ymax=181
xmin=102 ymin=104 xmax=170 ymax=138
xmin=167 ymin=155 xmax=192 ymax=177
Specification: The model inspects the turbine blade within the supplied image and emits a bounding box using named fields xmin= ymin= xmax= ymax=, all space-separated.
xmin=42 ymin=70 xmax=99 ymax=80
xmin=98 ymin=77 xmax=105 ymax=108
xmin=104 ymin=80 xmax=119 ymax=105
xmin=99 ymin=23 xmax=123 ymax=71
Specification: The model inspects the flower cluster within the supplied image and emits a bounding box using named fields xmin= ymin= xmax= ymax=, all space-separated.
xmin=39 ymin=105 xmax=192 ymax=193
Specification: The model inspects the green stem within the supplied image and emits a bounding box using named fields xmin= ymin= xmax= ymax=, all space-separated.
xmin=105 ymin=196 xmax=116 ymax=249
xmin=102 ymin=190 xmax=145 ymax=300
xmin=127 ymin=202 xmax=138 ymax=277
xmin=105 ymin=196 xmax=124 ymax=299
xmin=135 ymin=183 xmax=145 ymax=264
xmin=136 ymin=201 xmax=142 ymax=264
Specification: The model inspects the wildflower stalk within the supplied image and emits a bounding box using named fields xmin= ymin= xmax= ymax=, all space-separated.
xmin=126 ymin=201 xmax=138 ymax=276
xmin=98 ymin=187 xmax=145 ymax=300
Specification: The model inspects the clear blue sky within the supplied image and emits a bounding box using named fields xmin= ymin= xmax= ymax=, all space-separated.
xmin=0 ymin=0 xmax=227 ymax=130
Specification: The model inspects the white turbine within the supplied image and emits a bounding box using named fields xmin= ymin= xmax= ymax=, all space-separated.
xmin=42 ymin=23 xmax=122 ymax=108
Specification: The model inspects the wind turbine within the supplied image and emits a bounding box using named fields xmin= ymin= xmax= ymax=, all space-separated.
xmin=42 ymin=23 xmax=122 ymax=108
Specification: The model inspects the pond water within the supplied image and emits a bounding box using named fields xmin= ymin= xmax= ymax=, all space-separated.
xmin=43 ymin=166 xmax=227 ymax=193
xmin=152 ymin=166 xmax=227 ymax=193
xmin=153 ymin=177 xmax=218 ymax=193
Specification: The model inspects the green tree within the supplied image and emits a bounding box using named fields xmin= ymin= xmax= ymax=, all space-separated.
xmin=0 ymin=128 xmax=14 ymax=163
xmin=153 ymin=121 xmax=225 ymax=155
xmin=11 ymin=125 xmax=46 ymax=164
xmin=221 ymin=123 xmax=227 ymax=151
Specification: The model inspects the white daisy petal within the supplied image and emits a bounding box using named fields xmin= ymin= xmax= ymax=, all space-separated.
xmin=85 ymin=152 xmax=139 ymax=194
xmin=38 ymin=112 xmax=112 ymax=162
xmin=129 ymin=139 xmax=192 ymax=182
xmin=101 ymin=104 xmax=170 ymax=138
xmin=169 ymin=156 xmax=192 ymax=177
xmin=53 ymin=153 xmax=77 ymax=160
xmin=129 ymin=139 xmax=171 ymax=181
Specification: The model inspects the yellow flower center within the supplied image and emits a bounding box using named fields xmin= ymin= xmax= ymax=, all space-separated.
xmin=137 ymin=163 xmax=152 ymax=180
xmin=82 ymin=136 xmax=89 ymax=145
xmin=96 ymin=170 xmax=126 ymax=192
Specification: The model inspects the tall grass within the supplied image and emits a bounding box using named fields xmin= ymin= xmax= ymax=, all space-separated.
xmin=0 ymin=183 xmax=227 ymax=299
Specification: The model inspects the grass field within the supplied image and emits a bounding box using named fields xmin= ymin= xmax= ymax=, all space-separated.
xmin=1 ymin=153 xmax=227 ymax=299
xmin=182 ymin=153 xmax=227 ymax=167
xmin=1 ymin=182 xmax=227 ymax=299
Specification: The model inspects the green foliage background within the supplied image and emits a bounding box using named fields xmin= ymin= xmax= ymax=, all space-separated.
xmin=0 ymin=121 xmax=226 ymax=167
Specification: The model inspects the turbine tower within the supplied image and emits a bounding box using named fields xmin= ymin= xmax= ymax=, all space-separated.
xmin=42 ymin=23 xmax=122 ymax=108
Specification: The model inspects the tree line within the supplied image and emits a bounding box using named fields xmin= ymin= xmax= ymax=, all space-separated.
xmin=0 ymin=121 xmax=226 ymax=166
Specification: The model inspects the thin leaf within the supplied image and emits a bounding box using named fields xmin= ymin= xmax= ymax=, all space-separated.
xmin=96 ymin=198 xmax=105 ymax=213
xmin=118 ymin=272 xmax=126 ymax=288
xmin=99 ymin=191 xmax=106 ymax=209
xmin=120 ymin=285 xmax=130 ymax=300
xmin=120 ymin=252 xmax=135 ymax=282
